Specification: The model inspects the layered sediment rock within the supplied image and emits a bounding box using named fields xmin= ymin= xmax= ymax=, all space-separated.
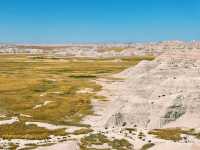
xmin=93 ymin=50 xmax=200 ymax=130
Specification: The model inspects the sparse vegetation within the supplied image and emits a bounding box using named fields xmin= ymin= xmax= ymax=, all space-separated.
xmin=149 ymin=128 xmax=200 ymax=142
xmin=140 ymin=143 xmax=155 ymax=150
xmin=72 ymin=128 xmax=93 ymax=135
xmin=138 ymin=132 xmax=145 ymax=139
xmin=8 ymin=143 xmax=19 ymax=150
xmin=0 ymin=122 xmax=67 ymax=140
xmin=148 ymin=128 xmax=183 ymax=141
xmin=125 ymin=128 xmax=137 ymax=133
xmin=80 ymin=133 xmax=133 ymax=150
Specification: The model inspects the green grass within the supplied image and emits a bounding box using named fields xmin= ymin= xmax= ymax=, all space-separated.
xmin=0 ymin=55 xmax=154 ymax=140
xmin=148 ymin=128 xmax=200 ymax=142
xmin=72 ymin=128 xmax=93 ymax=135
xmin=148 ymin=128 xmax=183 ymax=141
xmin=140 ymin=143 xmax=155 ymax=150
xmin=80 ymin=133 xmax=133 ymax=150
xmin=0 ymin=122 xmax=67 ymax=140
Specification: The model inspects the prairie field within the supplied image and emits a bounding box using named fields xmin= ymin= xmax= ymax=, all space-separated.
xmin=0 ymin=54 xmax=154 ymax=140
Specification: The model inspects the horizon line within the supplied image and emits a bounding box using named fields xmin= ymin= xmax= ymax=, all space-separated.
xmin=0 ymin=39 xmax=199 ymax=45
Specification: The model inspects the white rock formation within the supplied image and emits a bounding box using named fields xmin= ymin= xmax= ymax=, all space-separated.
xmin=1 ymin=41 xmax=200 ymax=58
xmin=84 ymin=50 xmax=200 ymax=131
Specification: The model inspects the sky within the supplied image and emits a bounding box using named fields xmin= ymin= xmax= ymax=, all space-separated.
xmin=0 ymin=0 xmax=199 ymax=43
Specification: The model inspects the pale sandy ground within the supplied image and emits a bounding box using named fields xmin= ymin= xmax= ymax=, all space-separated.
xmin=37 ymin=141 xmax=79 ymax=150
xmin=150 ymin=143 xmax=200 ymax=150
xmin=0 ymin=117 xmax=19 ymax=125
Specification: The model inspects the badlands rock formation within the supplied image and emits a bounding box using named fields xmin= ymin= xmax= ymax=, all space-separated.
xmin=89 ymin=50 xmax=200 ymax=129
xmin=1 ymin=41 xmax=200 ymax=149
xmin=82 ymin=48 xmax=200 ymax=150
xmin=1 ymin=40 xmax=200 ymax=58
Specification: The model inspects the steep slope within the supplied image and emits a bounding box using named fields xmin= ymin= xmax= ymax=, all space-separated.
xmin=86 ymin=50 xmax=200 ymax=130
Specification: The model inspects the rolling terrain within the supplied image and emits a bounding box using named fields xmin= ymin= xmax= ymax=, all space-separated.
xmin=0 ymin=41 xmax=200 ymax=149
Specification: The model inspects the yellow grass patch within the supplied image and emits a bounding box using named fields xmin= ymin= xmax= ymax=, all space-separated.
xmin=0 ymin=55 xmax=154 ymax=139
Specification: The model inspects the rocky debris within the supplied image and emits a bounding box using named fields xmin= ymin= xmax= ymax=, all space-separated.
xmin=105 ymin=112 xmax=125 ymax=128
xmin=162 ymin=95 xmax=186 ymax=125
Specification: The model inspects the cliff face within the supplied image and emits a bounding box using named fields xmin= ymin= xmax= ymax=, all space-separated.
xmin=93 ymin=50 xmax=200 ymax=129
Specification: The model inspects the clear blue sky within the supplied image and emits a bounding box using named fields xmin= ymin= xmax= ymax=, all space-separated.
xmin=0 ymin=0 xmax=199 ymax=43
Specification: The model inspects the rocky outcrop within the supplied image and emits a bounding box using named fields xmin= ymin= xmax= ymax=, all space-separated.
xmin=90 ymin=50 xmax=200 ymax=130
xmin=162 ymin=95 xmax=186 ymax=125
xmin=105 ymin=112 xmax=125 ymax=128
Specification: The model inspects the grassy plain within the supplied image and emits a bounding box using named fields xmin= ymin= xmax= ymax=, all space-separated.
xmin=0 ymin=54 xmax=154 ymax=139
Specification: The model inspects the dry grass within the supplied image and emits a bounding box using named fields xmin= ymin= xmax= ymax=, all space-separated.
xmin=0 ymin=55 xmax=154 ymax=139
xmin=148 ymin=128 xmax=183 ymax=141
xmin=0 ymin=122 xmax=67 ymax=140
xmin=140 ymin=143 xmax=155 ymax=150
xmin=72 ymin=128 xmax=93 ymax=135
xmin=80 ymin=133 xmax=132 ymax=150
xmin=148 ymin=128 xmax=200 ymax=142
xmin=125 ymin=128 xmax=137 ymax=133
